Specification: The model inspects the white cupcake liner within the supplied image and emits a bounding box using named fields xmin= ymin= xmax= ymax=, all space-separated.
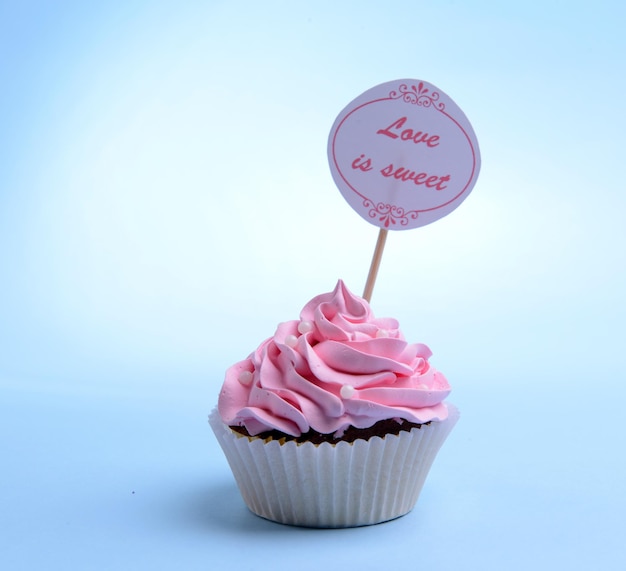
xmin=209 ymin=405 xmax=459 ymax=528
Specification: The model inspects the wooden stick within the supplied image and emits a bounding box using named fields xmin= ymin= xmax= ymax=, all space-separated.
xmin=363 ymin=228 xmax=388 ymax=303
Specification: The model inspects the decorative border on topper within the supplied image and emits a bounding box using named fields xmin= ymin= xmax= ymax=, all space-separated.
xmin=364 ymin=200 xmax=418 ymax=228
xmin=388 ymin=82 xmax=446 ymax=111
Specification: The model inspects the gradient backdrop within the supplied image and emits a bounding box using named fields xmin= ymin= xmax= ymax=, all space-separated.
xmin=1 ymin=1 xmax=625 ymax=569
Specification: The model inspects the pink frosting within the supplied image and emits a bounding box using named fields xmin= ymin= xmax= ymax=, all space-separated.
xmin=218 ymin=280 xmax=451 ymax=437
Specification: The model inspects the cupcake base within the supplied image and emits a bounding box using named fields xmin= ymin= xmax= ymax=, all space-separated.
xmin=209 ymin=405 xmax=459 ymax=528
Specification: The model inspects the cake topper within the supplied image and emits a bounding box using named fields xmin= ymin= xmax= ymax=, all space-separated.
xmin=327 ymin=79 xmax=481 ymax=301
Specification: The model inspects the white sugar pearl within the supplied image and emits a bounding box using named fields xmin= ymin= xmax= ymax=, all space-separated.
xmin=238 ymin=370 xmax=253 ymax=385
xmin=340 ymin=384 xmax=355 ymax=399
xmin=297 ymin=320 xmax=313 ymax=334
xmin=285 ymin=334 xmax=298 ymax=348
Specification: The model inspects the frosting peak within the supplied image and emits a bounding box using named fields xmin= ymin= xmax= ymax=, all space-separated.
xmin=218 ymin=280 xmax=451 ymax=437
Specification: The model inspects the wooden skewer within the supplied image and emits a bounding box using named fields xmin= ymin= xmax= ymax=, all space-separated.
xmin=362 ymin=228 xmax=388 ymax=303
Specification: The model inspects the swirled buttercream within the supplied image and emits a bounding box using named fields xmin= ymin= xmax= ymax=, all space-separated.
xmin=218 ymin=280 xmax=451 ymax=437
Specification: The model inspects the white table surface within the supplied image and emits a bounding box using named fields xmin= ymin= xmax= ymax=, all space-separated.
xmin=2 ymin=371 xmax=623 ymax=571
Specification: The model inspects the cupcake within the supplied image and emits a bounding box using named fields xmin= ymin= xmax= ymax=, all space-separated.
xmin=209 ymin=280 xmax=458 ymax=528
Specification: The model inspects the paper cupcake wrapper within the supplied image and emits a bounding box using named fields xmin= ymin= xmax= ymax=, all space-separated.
xmin=209 ymin=405 xmax=459 ymax=528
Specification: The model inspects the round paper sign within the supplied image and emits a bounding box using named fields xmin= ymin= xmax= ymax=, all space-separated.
xmin=328 ymin=79 xmax=481 ymax=230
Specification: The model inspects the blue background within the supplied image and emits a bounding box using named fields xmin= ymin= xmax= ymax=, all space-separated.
xmin=1 ymin=1 xmax=624 ymax=569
